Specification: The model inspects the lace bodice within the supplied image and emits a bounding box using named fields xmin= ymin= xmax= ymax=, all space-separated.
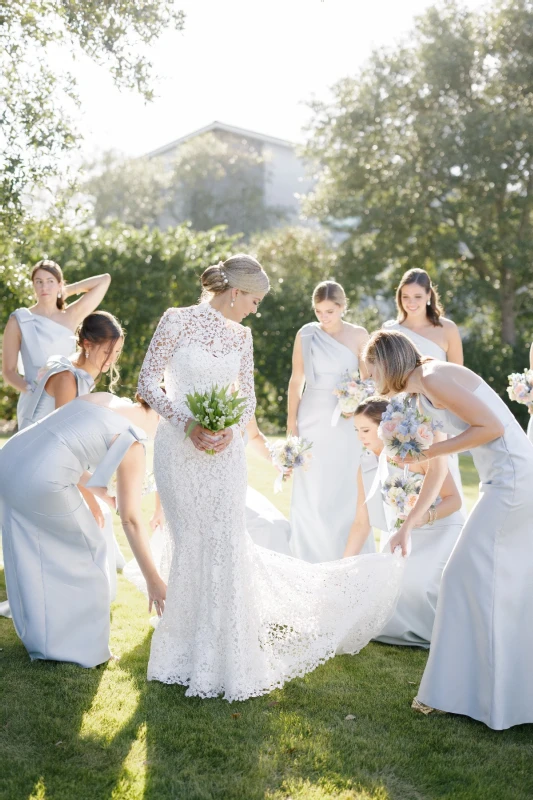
xmin=138 ymin=302 xmax=256 ymax=432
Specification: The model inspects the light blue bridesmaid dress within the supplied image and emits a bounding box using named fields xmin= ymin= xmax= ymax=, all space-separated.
xmin=0 ymin=399 xmax=146 ymax=668
xmin=290 ymin=323 xmax=363 ymax=562
xmin=11 ymin=309 xmax=76 ymax=430
xmin=374 ymin=462 xmax=464 ymax=648
xmin=415 ymin=380 xmax=533 ymax=729
xmin=383 ymin=320 xmax=466 ymax=513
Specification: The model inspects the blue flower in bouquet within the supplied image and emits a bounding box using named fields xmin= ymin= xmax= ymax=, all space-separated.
xmin=378 ymin=395 xmax=441 ymax=460
xmin=269 ymin=435 xmax=313 ymax=492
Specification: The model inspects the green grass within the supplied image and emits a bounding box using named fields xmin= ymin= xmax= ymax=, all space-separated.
xmin=1 ymin=447 xmax=532 ymax=800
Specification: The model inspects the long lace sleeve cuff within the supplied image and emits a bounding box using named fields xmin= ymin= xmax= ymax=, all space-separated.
xmin=137 ymin=309 xmax=189 ymax=427
xmin=235 ymin=327 xmax=256 ymax=433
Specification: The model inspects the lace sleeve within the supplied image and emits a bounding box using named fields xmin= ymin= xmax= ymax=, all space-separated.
xmin=137 ymin=308 xmax=188 ymax=427
xmin=236 ymin=327 xmax=256 ymax=433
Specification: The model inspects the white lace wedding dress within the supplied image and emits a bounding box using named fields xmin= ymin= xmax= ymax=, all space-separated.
xmin=138 ymin=302 xmax=405 ymax=701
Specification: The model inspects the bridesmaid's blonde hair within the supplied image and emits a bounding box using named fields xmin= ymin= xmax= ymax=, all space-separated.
xmin=312 ymin=280 xmax=347 ymax=310
xmin=200 ymin=254 xmax=270 ymax=299
xmin=363 ymin=330 xmax=428 ymax=395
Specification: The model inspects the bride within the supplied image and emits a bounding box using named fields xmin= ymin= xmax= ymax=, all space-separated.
xmin=137 ymin=254 xmax=405 ymax=701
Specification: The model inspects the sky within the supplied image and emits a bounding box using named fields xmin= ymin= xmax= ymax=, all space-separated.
xmin=69 ymin=0 xmax=487 ymax=160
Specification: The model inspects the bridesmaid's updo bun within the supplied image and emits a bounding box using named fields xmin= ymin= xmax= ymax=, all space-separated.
xmin=201 ymin=254 xmax=270 ymax=299
xmin=76 ymin=311 xmax=124 ymax=392
xmin=354 ymin=396 xmax=389 ymax=426
xmin=312 ymin=280 xmax=347 ymax=311
xmin=31 ymin=259 xmax=65 ymax=310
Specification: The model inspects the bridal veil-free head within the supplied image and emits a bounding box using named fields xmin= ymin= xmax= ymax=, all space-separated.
xmin=201 ymin=254 xmax=270 ymax=298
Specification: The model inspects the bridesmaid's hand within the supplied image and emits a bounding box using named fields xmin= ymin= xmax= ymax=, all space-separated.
xmin=148 ymin=575 xmax=167 ymax=617
xmin=89 ymin=486 xmax=117 ymax=512
xmin=150 ymin=506 xmax=165 ymax=531
xmin=388 ymin=522 xmax=412 ymax=557
xmin=87 ymin=494 xmax=105 ymax=528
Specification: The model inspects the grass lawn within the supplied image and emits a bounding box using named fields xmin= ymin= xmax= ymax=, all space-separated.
xmin=1 ymin=442 xmax=532 ymax=800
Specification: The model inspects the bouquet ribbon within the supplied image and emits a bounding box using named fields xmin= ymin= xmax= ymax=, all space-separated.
xmin=365 ymin=450 xmax=412 ymax=555
xmin=274 ymin=471 xmax=285 ymax=494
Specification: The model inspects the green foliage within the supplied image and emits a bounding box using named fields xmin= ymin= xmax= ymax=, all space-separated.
xmin=0 ymin=0 xmax=185 ymax=257
xmin=249 ymin=227 xmax=341 ymax=430
xmin=304 ymin=0 xmax=533 ymax=347
xmin=0 ymin=219 xmax=239 ymax=419
xmin=82 ymin=151 xmax=172 ymax=229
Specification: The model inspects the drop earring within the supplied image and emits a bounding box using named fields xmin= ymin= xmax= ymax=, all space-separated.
xmin=230 ymin=296 xmax=235 ymax=308
xmin=427 ymin=300 xmax=431 ymax=306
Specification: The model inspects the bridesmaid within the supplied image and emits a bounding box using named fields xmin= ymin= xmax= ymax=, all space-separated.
xmin=384 ymin=268 xmax=464 ymax=509
xmin=287 ymin=281 xmax=369 ymax=562
xmin=0 ymin=392 xmax=165 ymax=668
xmin=383 ymin=268 xmax=463 ymax=363
xmin=2 ymin=259 xmax=110 ymax=429
xmin=25 ymin=311 xmax=127 ymax=579
xmin=344 ymin=397 xmax=464 ymax=648
xmin=527 ymin=344 xmax=533 ymax=444
xmin=364 ymin=329 xmax=533 ymax=729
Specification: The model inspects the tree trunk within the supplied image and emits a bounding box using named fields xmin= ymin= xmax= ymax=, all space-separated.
xmin=500 ymin=268 xmax=516 ymax=346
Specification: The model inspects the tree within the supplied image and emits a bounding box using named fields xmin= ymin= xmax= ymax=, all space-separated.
xmin=162 ymin=133 xmax=287 ymax=237
xmin=304 ymin=0 xmax=533 ymax=349
xmin=0 ymin=1 xmax=185 ymax=240
xmin=82 ymin=151 xmax=172 ymax=229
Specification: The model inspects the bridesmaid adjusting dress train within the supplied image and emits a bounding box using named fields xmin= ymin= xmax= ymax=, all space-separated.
xmin=365 ymin=330 xmax=533 ymax=730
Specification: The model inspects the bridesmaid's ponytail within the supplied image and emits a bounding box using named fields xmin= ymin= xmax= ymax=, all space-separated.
xmin=395 ymin=268 xmax=444 ymax=327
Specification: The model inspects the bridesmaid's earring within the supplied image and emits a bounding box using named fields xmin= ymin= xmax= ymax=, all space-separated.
xmin=427 ymin=300 xmax=431 ymax=306
xmin=230 ymin=297 xmax=235 ymax=308
xmin=85 ymin=350 xmax=89 ymax=358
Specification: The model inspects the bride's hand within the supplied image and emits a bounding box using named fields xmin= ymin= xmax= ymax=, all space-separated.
xmin=388 ymin=521 xmax=412 ymax=557
xmin=147 ymin=575 xmax=167 ymax=617
xmin=187 ymin=420 xmax=217 ymax=451
xmin=211 ymin=427 xmax=233 ymax=453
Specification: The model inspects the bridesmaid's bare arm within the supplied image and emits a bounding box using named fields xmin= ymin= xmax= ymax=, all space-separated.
xmin=63 ymin=273 xmax=111 ymax=329
xmin=46 ymin=371 xmax=78 ymax=407
xmin=343 ymin=469 xmax=373 ymax=557
xmin=117 ymin=443 xmax=166 ymax=616
xmin=287 ymin=332 xmax=305 ymax=435
xmin=443 ymin=319 xmax=463 ymax=365
xmin=1 ymin=316 xmax=28 ymax=392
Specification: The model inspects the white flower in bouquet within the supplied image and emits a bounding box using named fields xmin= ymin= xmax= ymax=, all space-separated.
xmin=507 ymin=370 xmax=533 ymax=407
xmin=185 ymin=385 xmax=247 ymax=455
xmin=378 ymin=395 xmax=441 ymax=461
xmin=269 ymin=435 xmax=313 ymax=493
xmin=331 ymin=370 xmax=375 ymax=426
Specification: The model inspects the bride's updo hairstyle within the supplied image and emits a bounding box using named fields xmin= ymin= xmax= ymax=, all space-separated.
xmin=363 ymin=330 xmax=426 ymax=395
xmin=354 ymin=396 xmax=389 ymax=425
xmin=396 ymin=268 xmax=444 ymax=327
xmin=200 ymin=254 xmax=270 ymax=299
xmin=312 ymin=280 xmax=347 ymax=312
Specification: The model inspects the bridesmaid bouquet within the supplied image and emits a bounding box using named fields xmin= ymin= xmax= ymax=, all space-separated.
xmin=332 ymin=370 xmax=375 ymax=425
xmin=507 ymin=370 xmax=533 ymax=408
xmin=382 ymin=473 xmax=438 ymax=529
xmin=378 ymin=396 xmax=441 ymax=460
xmin=269 ymin=435 xmax=313 ymax=493
xmin=185 ymin=385 xmax=247 ymax=455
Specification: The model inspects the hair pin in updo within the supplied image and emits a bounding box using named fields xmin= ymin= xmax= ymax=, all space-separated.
xmin=217 ymin=261 xmax=229 ymax=285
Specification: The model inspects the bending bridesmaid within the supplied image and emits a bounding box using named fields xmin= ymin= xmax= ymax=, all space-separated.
xmin=364 ymin=329 xmax=533 ymax=730
xmin=344 ymin=397 xmax=464 ymax=648
xmin=0 ymin=392 xmax=164 ymax=668
xmin=25 ymin=311 xmax=127 ymax=577
xmin=287 ymin=281 xmax=369 ymax=562
xmin=2 ymin=259 xmax=110 ymax=429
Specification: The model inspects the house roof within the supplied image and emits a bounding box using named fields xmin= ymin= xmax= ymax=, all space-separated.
xmin=146 ymin=121 xmax=296 ymax=158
